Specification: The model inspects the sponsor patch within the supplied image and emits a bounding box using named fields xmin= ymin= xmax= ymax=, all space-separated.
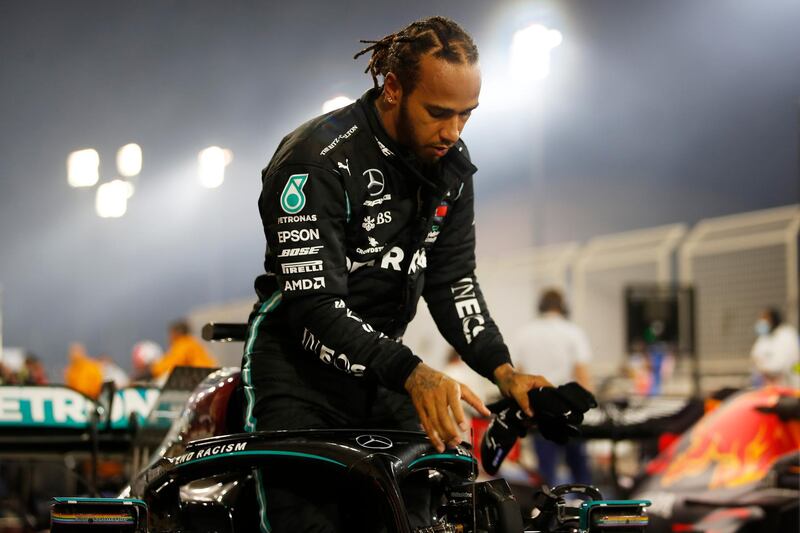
xmin=425 ymin=225 xmax=441 ymax=244
xmin=281 ymin=260 xmax=323 ymax=274
xmin=320 ymin=125 xmax=358 ymax=156
xmin=426 ymin=201 xmax=449 ymax=244
xmin=302 ymin=328 xmax=366 ymax=376
xmin=377 ymin=246 xmax=426 ymax=274
xmin=375 ymin=137 xmax=394 ymax=157
xmin=280 ymin=174 xmax=309 ymax=214
xmin=362 ymin=211 xmax=392 ymax=232
xmin=363 ymin=194 xmax=391 ymax=207
xmin=277 ymin=228 xmax=320 ymax=243
xmin=407 ymin=248 xmax=427 ymax=274
xmin=277 ymin=214 xmax=317 ymax=224
xmin=284 ymin=277 xmax=326 ymax=291
xmin=363 ymin=169 xmax=385 ymax=196
xmin=356 ymin=246 xmax=384 ymax=255
xmin=451 ymin=277 xmax=486 ymax=343
xmin=0 ymin=386 xmax=159 ymax=430
xmin=278 ymin=245 xmax=323 ymax=257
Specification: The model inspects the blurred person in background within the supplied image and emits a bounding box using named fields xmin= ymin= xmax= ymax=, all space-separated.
xmin=21 ymin=353 xmax=48 ymax=385
xmin=149 ymin=320 xmax=217 ymax=381
xmin=0 ymin=349 xmax=25 ymax=384
xmin=511 ymin=288 xmax=593 ymax=486
xmin=64 ymin=343 xmax=104 ymax=398
xmin=131 ymin=340 xmax=164 ymax=382
xmin=751 ymin=307 xmax=800 ymax=388
xmin=0 ymin=350 xmax=48 ymax=385
xmin=99 ymin=354 xmax=129 ymax=390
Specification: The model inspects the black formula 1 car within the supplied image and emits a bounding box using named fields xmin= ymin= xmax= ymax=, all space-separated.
xmin=47 ymin=324 xmax=651 ymax=533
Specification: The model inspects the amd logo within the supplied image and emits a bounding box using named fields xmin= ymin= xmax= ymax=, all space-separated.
xmin=283 ymin=277 xmax=325 ymax=291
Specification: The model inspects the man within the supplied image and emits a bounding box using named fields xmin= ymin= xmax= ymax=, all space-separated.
xmin=150 ymin=320 xmax=217 ymax=381
xmin=511 ymin=288 xmax=593 ymax=485
xmin=751 ymin=307 xmax=800 ymax=388
xmin=64 ymin=343 xmax=104 ymax=398
xmin=244 ymin=16 xmax=551 ymax=532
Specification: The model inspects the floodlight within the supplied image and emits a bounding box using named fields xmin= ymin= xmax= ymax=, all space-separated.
xmin=67 ymin=148 xmax=100 ymax=187
xmin=510 ymin=24 xmax=563 ymax=81
xmin=198 ymin=146 xmax=232 ymax=188
xmin=117 ymin=143 xmax=142 ymax=177
xmin=95 ymin=179 xmax=130 ymax=218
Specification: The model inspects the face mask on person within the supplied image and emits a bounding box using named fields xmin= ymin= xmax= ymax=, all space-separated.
xmin=754 ymin=319 xmax=771 ymax=336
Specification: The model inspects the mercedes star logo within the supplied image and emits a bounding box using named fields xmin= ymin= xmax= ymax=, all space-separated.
xmin=356 ymin=434 xmax=393 ymax=450
xmin=363 ymin=168 xmax=385 ymax=197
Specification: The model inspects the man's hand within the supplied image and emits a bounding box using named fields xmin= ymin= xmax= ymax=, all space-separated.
xmin=493 ymin=363 xmax=553 ymax=417
xmin=405 ymin=363 xmax=491 ymax=452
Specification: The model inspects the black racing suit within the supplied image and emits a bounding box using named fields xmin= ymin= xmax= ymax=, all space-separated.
xmin=242 ymin=88 xmax=511 ymax=532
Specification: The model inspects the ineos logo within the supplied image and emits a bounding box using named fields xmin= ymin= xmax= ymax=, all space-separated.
xmin=356 ymin=434 xmax=393 ymax=450
xmin=363 ymin=169 xmax=385 ymax=197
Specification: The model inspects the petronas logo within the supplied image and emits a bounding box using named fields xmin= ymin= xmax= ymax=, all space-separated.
xmin=280 ymin=174 xmax=308 ymax=214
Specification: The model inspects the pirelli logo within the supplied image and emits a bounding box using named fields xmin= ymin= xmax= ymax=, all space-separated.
xmin=281 ymin=260 xmax=324 ymax=274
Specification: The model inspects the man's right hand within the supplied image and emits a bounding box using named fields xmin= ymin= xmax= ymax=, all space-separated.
xmin=404 ymin=363 xmax=491 ymax=452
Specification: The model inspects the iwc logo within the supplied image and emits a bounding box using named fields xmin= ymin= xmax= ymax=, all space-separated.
xmin=356 ymin=434 xmax=393 ymax=450
xmin=363 ymin=169 xmax=385 ymax=197
xmin=280 ymin=174 xmax=309 ymax=214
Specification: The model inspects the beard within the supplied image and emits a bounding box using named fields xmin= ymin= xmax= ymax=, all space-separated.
xmin=396 ymin=101 xmax=437 ymax=167
xmin=396 ymin=101 xmax=416 ymax=151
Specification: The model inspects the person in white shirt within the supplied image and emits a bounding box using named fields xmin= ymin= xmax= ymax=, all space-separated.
xmin=511 ymin=288 xmax=593 ymax=485
xmin=751 ymin=308 xmax=800 ymax=388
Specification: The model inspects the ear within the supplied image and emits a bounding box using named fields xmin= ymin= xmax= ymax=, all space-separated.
xmin=383 ymin=72 xmax=403 ymax=104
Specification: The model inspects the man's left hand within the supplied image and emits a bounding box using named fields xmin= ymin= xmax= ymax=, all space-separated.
xmin=493 ymin=363 xmax=553 ymax=417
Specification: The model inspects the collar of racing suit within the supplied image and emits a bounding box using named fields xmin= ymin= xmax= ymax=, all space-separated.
xmin=355 ymin=88 xmax=478 ymax=197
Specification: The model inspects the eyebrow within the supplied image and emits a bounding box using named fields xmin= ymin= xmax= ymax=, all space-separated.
xmin=426 ymin=103 xmax=480 ymax=115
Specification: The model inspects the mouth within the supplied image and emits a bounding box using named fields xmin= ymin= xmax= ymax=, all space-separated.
xmin=430 ymin=145 xmax=451 ymax=157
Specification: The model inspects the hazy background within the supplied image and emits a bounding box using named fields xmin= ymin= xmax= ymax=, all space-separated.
xmin=1 ymin=0 xmax=798 ymax=374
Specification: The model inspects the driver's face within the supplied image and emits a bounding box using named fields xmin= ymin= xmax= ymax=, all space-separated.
xmin=395 ymin=54 xmax=481 ymax=164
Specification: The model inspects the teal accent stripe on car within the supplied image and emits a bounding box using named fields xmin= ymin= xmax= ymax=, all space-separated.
xmin=253 ymin=468 xmax=271 ymax=533
xmin=177 ymin=450 xmax=347 ymax=469
xmin=408 ymin=454 xmax=477 ymax=469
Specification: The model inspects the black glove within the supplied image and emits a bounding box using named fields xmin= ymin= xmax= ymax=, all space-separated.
xmin=480 ymin=382 xmax=596 ymax=475
xmin=531 ymin=382 xmax=597 ymax=444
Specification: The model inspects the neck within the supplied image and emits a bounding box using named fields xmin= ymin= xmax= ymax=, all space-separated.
xmin=374 ymin=92 xmax=400 ymax=143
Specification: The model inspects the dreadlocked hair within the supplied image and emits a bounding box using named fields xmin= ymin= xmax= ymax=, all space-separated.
xmin=354 ymin=16 xmax=479 ymax=91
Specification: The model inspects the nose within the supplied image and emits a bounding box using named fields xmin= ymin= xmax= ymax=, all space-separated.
xmin=440 ymin=116 xmax=460 ymax=145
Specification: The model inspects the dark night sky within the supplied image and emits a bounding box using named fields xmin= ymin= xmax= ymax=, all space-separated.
xmin=1 ymin=0 xmax=798 ymax=373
